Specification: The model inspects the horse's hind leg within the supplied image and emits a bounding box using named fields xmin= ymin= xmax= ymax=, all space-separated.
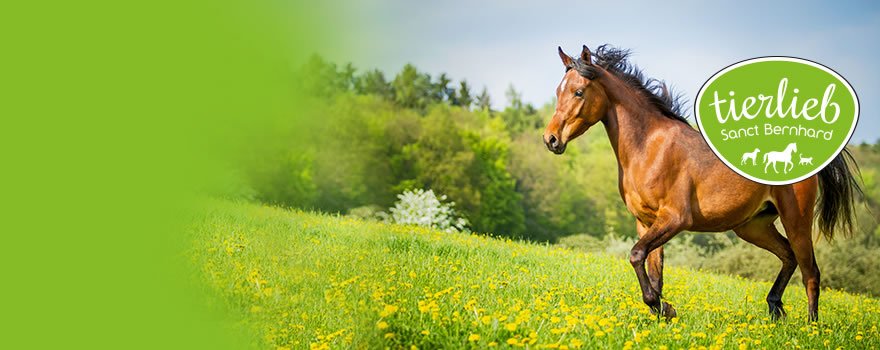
xmin=774 ymin=179 xmax=821 ymax=321
xmin=733 ymin=216 xmax=797 ymax=320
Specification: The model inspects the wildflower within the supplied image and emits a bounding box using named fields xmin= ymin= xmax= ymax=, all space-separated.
xmin=376 ymin=321 xmax=389 ymax=330
xmin=505 ymin=323 xmax=518 ymax=331
xmin=379 ymin=304 xmax=399 ymax=317
xmin=420 ymin=330 xmax=430 ymax=336
xmin=468 ymin=334 xmax=481 ymax=342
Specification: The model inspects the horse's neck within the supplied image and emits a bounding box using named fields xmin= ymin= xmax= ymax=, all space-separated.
xmin=599 ymin=78 xmax=667 ymax=171
xmin=786 ymin=144 xmax=796 ymax=153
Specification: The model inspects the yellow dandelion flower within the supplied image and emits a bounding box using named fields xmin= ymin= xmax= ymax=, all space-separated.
xmin=421 ymin=330 xmax=430 ymax=336
xmin=377 ymin=321 xmax=389 ymax=330
xmin=379 ymin=304 xmax=399 ymax=317
xmin=505 ymin=323 xmax=518 ymax=331
xmin=488 ymin=341 xmax=498 ymax=347
xmin=384 ymin=333 xmax=395 ymax=339
xmin=468 ymin=334 xmax=481 ymax=342
xmin=507 ymin=338 xmax=519 ymax=345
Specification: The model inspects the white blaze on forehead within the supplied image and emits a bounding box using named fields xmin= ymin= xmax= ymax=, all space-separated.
xmin=558 ymin=76 xmax=568 ymax=94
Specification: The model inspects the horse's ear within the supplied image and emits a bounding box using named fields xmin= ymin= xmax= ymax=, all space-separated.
xmin=558 ymin=46 xmax=573 ymax=68
xmin=580 ymin=45 xmax=592 ymax=64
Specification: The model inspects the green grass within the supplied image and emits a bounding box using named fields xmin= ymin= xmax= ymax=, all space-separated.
xmin=188 ymin=200 xmax=880 ymax=349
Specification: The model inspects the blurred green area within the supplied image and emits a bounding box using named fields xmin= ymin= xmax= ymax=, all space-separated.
xmin=1 ymin=0 xmax=351 ymax=348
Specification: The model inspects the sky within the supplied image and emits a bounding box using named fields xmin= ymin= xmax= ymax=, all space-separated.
xmin=333 ymin=0 xmax=879 ymax=143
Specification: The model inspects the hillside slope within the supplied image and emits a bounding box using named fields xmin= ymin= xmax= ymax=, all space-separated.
xmin=188 ymin=200 xmax=879 ymax=349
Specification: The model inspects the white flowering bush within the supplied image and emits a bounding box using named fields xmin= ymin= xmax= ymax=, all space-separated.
xmin=387 ymin=189 xmax=469 ymax=232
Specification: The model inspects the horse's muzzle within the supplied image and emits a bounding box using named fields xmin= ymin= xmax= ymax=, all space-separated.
xmin=544 ymin=134 xmax=566 ymax=154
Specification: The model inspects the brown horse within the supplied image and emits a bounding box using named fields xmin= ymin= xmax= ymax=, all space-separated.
xmin=543 ymin=44 xmax=861 ymax=321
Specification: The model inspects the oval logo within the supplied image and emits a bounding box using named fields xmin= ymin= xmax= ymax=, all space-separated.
xmin=695 ymin=57 xmax=859 ymax=185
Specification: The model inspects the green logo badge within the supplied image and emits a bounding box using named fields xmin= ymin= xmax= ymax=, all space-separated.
xmin=695 ymin=57 xmax=859 ymax=185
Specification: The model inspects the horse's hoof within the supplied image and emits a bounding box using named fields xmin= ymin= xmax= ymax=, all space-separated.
xmin=651 ymin=302 xmax=678 ymax=321
xmin=661 ymin=302 xmax=677 ymax=320
xmin=769 ymin=303 xmax=787 ymax=321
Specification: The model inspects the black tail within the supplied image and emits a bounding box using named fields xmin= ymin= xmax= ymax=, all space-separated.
xmin=816 ymin=148 xmax=863 ymax=240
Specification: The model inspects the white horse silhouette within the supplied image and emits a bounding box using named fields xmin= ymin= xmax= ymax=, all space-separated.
xmin=763 ymin=143 xmax=798 ymax=174
xmin=741 ymin=148 xmax=760 ymax=166
xmin=799 ymin=155 xmax=813 ymax=165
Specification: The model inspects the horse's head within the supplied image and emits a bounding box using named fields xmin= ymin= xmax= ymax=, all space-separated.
xmin=543 ymin=45 xmax=609 ymax=154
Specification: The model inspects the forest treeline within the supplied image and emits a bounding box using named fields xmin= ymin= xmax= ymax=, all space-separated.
xmin=234 ymin=55 xmax=880 ymax=294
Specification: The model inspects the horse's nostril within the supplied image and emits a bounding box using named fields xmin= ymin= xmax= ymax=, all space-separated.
xmin=548 ymin=134 xmax=558 ymax=147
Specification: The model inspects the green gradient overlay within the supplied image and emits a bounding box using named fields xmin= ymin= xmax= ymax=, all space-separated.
xmin=1 ymin=1 xmax=347 ymax=348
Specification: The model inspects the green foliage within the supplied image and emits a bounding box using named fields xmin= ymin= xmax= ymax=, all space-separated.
xmin=500 ymin=85 xmax=541 ymax=132
xmin=354 ymin=69 xmax=393 ymax=100
xmin=392 ymin=64 xmax=432 ymax=110
xmin=464 ymin=128 xmax=525 ymax=235
xmin=248 ymin=151 xmax=317 ymax=207
xmin=476 ymin=86 xmax=491 ymax=111
xmin=454 ymin=80 xmax=473 ymax=108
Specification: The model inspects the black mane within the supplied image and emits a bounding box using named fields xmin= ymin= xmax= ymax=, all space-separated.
xmin=567 ymin=44 xmax=689 ymax=124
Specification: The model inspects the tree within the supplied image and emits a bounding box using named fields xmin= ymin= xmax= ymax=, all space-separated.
xmin=355 ymin=69 xmax=392 ymax=100
xmin=465 ymin=131 xmax=525 ymax=235
xmin=500 ymin=84 xmax=541 ymax=132
xmin=392 ymin=64 xmax=432 ymax=110
xmin=477 ymin=86 xmax=491 ymax=111
xmin=297 ymin=54 xmax=346 ymax=97
xmin=456 ymin=80 xmax=473 ymax=109
xmin=432 ymin=73 xmax=453 ymax=104
xmin=505 ymin=84 xmax=523 ymax=110
xmin=338 ymin=63 xmax=356 ymax=91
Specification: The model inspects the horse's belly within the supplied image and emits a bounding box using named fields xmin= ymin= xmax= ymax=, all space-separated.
xmin=689 ymin=181 xmax=770 ymax=232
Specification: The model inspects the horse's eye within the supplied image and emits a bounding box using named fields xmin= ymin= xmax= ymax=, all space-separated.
xmin=575 ymin=90 xmax=584 ymax=97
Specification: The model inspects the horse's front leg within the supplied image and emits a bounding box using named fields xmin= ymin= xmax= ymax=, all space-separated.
xmin=630 ymin=209 xmax=691 ymax=319
xmin=637 ymin=221 xmax=665 ymax=297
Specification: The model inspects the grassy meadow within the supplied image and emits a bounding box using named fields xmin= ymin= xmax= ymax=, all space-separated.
xmin=188 ymin=200 xmax=879 ymax=349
